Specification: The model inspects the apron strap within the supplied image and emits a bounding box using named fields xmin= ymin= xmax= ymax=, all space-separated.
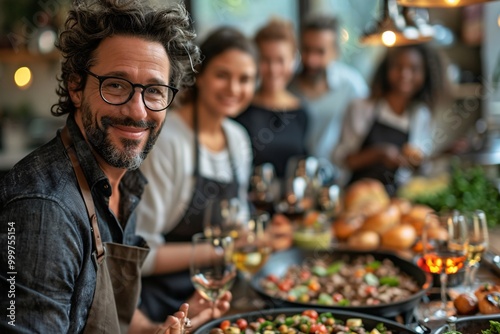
xmin=61 ymin=127 xmax=106 ymax=264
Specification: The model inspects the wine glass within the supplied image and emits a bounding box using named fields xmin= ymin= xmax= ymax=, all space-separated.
xmin=419 ymin=210 xmax=469 ymax=320
xmin=464 ymin=210 xmax=489 ymax=291
xmin=190 ymin=233 xmax=237 ymax=318
xmin=248 ymin=163 xmax=279 ymax=213
xmin=203 ymin=197 xmax=246 ymax=239
xmin=231 ymin=210 xmax=272 ymax=309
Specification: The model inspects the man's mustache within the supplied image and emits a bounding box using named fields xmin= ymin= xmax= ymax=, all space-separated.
xmin=101 ymin=116 xmax=157 ymax=130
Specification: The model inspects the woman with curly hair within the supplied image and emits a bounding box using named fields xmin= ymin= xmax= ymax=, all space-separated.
xmin=332 ymin=43 xmax=452 ymax=195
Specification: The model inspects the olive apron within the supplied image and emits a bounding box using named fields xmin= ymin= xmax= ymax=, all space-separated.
xmin=140 ymin=106 xmax=239 ymax=322
xmin=348 ymin=101 xmax=409 ymax=196
xmin=61 ymin=127 xmax=149 ymax=333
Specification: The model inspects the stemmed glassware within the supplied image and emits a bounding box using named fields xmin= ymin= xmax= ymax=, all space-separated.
xmin=248 ymin=163 xmax=279 ymax=213
xmin=419 ymin=210 xmax=469 ymax=320
xmin=190 ymin=233 xmax=237 ymax=318
xmin=231 ymin=210 xmax=272 ymax=309
xmin=203 ymin=197 xmax=245 ymax=239
xmin=463 ymin=210 xmax=489 ymax=291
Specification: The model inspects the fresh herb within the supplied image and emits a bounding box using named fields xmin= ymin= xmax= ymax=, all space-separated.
xmin=404 ymin=161 xmax=500 ymax=227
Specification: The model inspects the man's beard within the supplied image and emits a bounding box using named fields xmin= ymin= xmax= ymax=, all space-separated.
xmin=81 ymin=102 xmax=162 ymax=170
xmin=301 ymin=66 xmax=325 ymax=82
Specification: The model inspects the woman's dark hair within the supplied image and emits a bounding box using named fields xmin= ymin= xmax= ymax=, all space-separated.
xmin=369 ymin=43 xmax=451 ymax=110
xmin=51 ymin=0 xmax=201 ymax=116
xmin=178 ymin=26 xmax=258 ymax=104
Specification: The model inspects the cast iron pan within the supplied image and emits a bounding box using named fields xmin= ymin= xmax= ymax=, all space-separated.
xmin=194 ymin=307 xmax=418 ymax=333
xmin=250 ymin=248 xmax=431 ymax=322
xmin=433 ymin=314 xmax=500 ymax=334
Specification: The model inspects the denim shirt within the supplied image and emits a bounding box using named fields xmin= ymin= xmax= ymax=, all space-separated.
xmin=0 ymin=115 xmax=147 ymax=333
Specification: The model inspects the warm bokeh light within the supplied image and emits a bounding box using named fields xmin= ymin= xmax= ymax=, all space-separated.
xmin=382 ymin=31 xmax=397 ymax=46
xmin=14 ymin=67 xmax=32 ymax=89
xmin=445 ymin=0 xmax=461 ymax=5
xmin=497 ymin=14 xmax=500 ymax=27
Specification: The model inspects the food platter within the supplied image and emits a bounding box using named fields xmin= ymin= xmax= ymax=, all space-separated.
xmin=193 ymin=307 xmax=418 ymax=333
xmin=250 ymin=248 xmax=431 ymax=322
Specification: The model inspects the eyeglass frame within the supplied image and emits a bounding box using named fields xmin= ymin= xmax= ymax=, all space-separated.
xmin=84 ymin=69 xmax=179 ymax=111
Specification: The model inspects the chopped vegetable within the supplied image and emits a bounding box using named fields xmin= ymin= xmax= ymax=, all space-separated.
xmin=364 ymin=272 xmax=379 ymax=286
xmin=379 ymin=276 xmax=400 ymax=287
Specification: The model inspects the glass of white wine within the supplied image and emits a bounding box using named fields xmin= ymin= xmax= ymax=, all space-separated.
xmin=231 ymin=210 xmax=272 ymax=309
xmin=464 ymin=210 xmax=489 ymax=291
xmin=419 ymin=210 xmax=469 ymax=320
xmin=190 ymin=233 xmax=237 ymax=318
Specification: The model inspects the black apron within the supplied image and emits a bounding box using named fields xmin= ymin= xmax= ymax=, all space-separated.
xmin=140 ymin=107 xmax=240 ymax=322
xmin=349 ymin=102 xmax=409 ymax=196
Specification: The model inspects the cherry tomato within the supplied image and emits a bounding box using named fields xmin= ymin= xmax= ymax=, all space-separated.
xmin=332 ymin=293 xmax=344 ymax=302
xmin=301 ymin=309 xmax=319 ymax=320
xmin=219 ymin=320 xmax=231 ymax=330
xmin=309 ymin=323 xmax=328 ymax=333
xmin=257 ymin=317 xmax=266 ymax=323
xmin=278 ymin=279 xmax=293 ymax=292
xmin=236 ymin=318 xmax=248 ymax=330
xmin=267 ymin=274 xmax=280 ymax=284
xmin=299 ymin=270 xmax=311 ymax=281
xmin=365 ymin=286 xmax=377 ymax=295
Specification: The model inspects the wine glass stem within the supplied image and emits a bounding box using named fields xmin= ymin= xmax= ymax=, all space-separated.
xmin=440 ymin=272 xmax=448 ymax=310
xmin=211 ymin=299 xmax=216 ymax=320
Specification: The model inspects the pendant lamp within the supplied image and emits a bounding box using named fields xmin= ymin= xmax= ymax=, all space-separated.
xmin=397 ymin=0 xmax=495 ymax=7
xmin=361 ymin=0 xmax=434 ymax=46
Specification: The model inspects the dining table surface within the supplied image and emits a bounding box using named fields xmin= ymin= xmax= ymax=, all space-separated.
xmin=225 ymin=226 xmax=500 ymax=325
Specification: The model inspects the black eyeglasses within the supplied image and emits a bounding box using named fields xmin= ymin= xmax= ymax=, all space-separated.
xmin=85 ymin=70 xmax=178 ymax=111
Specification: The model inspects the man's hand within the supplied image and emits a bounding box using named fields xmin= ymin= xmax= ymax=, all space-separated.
xmin=186 ymin=290 xmax=232 ymax=330
xmin=156 ymin=303 xmax=189 ymax=334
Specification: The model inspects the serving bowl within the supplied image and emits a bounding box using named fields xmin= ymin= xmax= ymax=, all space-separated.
xmin=250 ymin=248 xmax=431 ymax=323
xmin=194 ymin=307 xmax=418 ymax=333
xmin=433 ymin=314 xmax=500 ymax=334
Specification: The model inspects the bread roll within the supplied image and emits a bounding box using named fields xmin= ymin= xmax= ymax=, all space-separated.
xmin=381 ymin=224 xmax=417 ymax=250
xmin=360 ymin=203 xmax=401 ymax=235
xmin=347 ymin=230 xmax=380 ymax=250
xmin=391 ymin=197 xmax=412 ymax=215
xmin=401 ymin=204 xmax=434 ymax=236
xmin=332 ymin=213 xmax=364 ymax=240
xmin=343 ymin=179 xmax=390 ymax=216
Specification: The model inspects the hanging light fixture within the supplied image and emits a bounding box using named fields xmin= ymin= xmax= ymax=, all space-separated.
xmin=397 ymin=0 xmax=495 ymax=7
xmin=361 ymin=0 xmax=434 ymax=46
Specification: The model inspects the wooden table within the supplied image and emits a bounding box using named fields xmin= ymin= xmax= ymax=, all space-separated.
xmin=227 ymin=227 xmax=500 ymax=321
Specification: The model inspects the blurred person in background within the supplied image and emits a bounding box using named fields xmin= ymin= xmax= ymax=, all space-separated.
xmin=289 ymin=14 xmax=369 ymax=164
xmin=332 ymin=43 xmax=452 ymax=196
xmin=136 ymin=26 xmax=257 ymax=322
xmin=234 ymin=17 xmax=309 ymax=181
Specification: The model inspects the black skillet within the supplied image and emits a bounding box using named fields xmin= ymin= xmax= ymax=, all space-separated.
xmin=194 ymin=307 xmax=419 ymax=333
xmin=250 ymin=247 xmax=431 ymax=323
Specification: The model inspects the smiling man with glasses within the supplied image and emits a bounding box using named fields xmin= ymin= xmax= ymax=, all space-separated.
xmin=0 ymin=0 xmax=231 ymax=333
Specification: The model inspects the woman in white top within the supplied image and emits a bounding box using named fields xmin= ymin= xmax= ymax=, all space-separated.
xmin=136 ymin=27 xmax=257 ymax=322
xmin=332 ymin=43 xmax=451 ymax=195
